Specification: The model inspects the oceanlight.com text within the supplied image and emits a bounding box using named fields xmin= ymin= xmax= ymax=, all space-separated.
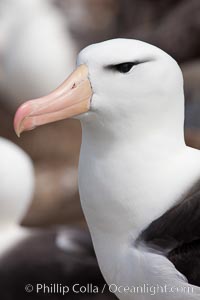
xmin=25 ymin=283 xmax=195 ymax=296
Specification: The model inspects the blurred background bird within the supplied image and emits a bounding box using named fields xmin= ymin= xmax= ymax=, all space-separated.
xmin=0 ymin=0 xmax=76 ymax=110
xmin=0 ymin=0 xmax=200 ymax=299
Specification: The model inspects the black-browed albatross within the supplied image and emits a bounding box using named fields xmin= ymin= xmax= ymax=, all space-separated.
xmin=14 ymin=39 xmax=200 ymax=300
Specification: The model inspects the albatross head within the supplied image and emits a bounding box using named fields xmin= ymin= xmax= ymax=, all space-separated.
xmin=14 ymin=39 xmax=184 ymax=145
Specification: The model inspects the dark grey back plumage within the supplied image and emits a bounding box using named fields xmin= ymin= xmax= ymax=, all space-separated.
xmin=138 ymin=180 xmax=200 ymax=286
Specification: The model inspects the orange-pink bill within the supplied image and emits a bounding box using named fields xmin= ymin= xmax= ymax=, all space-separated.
xmin=14 ymin=64 xmax=92 ymax=137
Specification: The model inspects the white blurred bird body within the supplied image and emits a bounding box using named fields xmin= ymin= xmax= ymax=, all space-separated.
xmin=0 ymin=0 xmax=76 ymax=109
xmin=0 ymin=138 xmax=34 ymax=256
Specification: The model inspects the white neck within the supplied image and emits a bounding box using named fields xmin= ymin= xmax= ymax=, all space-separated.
xmin=79 ymin=124 xmax=200 ymax=235
xmin=78 ymin=111 xmax=200 ymax=299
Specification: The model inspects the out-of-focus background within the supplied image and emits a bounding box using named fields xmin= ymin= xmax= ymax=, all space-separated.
xmin=0 ymin=0 xmax=200 ymax=228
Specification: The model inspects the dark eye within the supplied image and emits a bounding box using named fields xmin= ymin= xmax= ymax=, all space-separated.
xmin=106 ymin=61 xmax=141 ymax=74
xmin=115 ymin=62 xmax=137 ymax=73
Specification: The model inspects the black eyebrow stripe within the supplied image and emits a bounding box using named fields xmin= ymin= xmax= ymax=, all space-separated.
xmin=104 ymin=60 xmax=150 ymax=70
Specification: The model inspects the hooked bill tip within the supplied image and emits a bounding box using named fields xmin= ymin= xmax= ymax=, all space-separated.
xmin=14 ymin=121 xmax=22 ymax=137
xmin=16 ymin=130 xmax=21 ymax=138
xmin=13 ymin=102 xmax=32 ymax=137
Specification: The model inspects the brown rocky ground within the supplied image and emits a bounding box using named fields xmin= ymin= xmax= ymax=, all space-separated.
xmin=183 ymin=61 xmax=200 ymax=150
